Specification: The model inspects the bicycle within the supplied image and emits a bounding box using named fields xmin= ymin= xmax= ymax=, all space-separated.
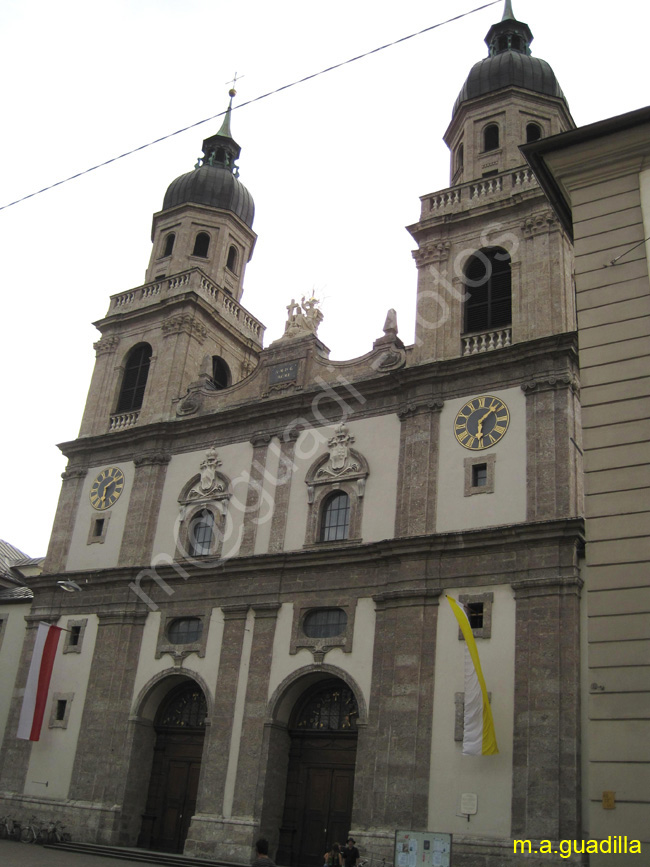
xmin=0 ymin=815 xmax=22 ymax=841
xmin=20 ymin=815 xmax=48 ymax=844
xmin=46 ymin=820 xmax=72 ymax=844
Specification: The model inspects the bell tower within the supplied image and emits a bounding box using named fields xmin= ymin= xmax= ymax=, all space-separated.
xmin=409 ymin=0 xmax=576 ymax=363
xmin=78 ymin=90 xmax=265 ymax=438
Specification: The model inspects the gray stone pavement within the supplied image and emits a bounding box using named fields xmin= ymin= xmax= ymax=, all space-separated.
xmin=0 ymin=839 xmax=165 ymax=867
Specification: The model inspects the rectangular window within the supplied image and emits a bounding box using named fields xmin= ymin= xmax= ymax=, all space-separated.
xmin=472 ymin=464 xmax=488 ymax=487
xmin=92 ymin=519 xmax=104 ymax=537
xmin=56 ymin=700 xmax=67 ymax=721
xmin=466 ymin=602 xmax=484 ymax=629
xmin=63 ymin=618 xmax=88 ymax=653
xmin=69 ymin=625 xmax=81 ymax=646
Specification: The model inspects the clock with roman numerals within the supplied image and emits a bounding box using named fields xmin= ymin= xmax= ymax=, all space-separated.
xmin=89 ymin=466 xmax=125 ymax=510
xmin=454 ymin=395 xmax=510 ymax=450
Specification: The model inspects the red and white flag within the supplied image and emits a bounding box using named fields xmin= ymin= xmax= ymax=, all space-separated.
xmin=17 ymin=622 xmax=62 ymax=741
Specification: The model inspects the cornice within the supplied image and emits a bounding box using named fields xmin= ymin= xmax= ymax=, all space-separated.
xmin=56 ymin=332 xmax=579 ymax=464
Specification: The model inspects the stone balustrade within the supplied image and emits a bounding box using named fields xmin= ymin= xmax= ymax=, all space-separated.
xmin=108 ymin=269 xmax=264 ymax=344
xmin=109 ymin=411 xmax=140 ymax=432
xmin=462 ymin=327 xmax=512 ymax=356
xmin=423 ymin=166 xmax=538 ymax=217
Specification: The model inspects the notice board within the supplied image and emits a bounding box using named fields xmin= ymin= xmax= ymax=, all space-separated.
xmin=394 ymin=830 xmax=452 ymax=867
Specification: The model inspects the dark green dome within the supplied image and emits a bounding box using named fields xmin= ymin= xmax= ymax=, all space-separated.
xmin=452 ymin=51 xmax=566 ymax=118
xmin=452 ymin=0 xmax=568 ymax=118
xmin=163 ymin=165 xmax=255 ymax=228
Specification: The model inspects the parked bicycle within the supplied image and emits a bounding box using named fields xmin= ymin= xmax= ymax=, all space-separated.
xmin=46 ymin=819 xmax=71 ymax=844
xmin=0 ymin=815 xmax=21 ymax=841
xmin=20 ymin=815 xmax=48 ymax=844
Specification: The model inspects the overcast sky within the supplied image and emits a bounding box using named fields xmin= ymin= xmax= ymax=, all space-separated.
xmin=1 ymin=0 xmax=647 ymax=558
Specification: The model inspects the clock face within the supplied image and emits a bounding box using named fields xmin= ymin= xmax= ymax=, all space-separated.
xmin=89 ymin=467 xmax=125 ymax=510
xmin=454 ymin=395 xmax=510 ymax=450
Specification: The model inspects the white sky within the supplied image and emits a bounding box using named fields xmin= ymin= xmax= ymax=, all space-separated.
xmin=1 ymin=0 xmax=648 ymax=558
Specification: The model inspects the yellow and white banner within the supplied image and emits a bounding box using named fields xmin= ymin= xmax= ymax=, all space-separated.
xmin=447 ymin=596 xmax=498 ymax=756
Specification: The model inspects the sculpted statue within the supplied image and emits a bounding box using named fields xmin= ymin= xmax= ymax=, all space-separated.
xmin=282 ymin=295 xmax=324 ymax=340
xmin=188 ymin=445 xmax=225 ymax=499
xmin=316 ymin=424 xmax=360 ymax=478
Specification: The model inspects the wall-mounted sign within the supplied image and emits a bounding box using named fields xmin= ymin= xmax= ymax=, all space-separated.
xmin=460 ymin=792 xmax=478 ymax=815
xmin=269 ymin=361 xmax=299 ymax=385
xmin=395 ymin=830 xmax=452 ymax=867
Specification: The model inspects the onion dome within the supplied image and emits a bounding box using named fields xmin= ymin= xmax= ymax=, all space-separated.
xmin=162 ymin=90 xmax=255 ymax=228
xmin=452 ymin=0 xmax=568 ymax=117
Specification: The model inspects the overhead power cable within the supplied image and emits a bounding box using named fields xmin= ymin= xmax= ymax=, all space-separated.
xmin=0 ymin=1 xmax=500 ymax=213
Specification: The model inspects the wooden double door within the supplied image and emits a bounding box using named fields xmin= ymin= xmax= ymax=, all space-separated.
xmin=278 ymin=734 xmax=357 ymax=867
xmin=142 ymin=729 xmax=204 ymax=853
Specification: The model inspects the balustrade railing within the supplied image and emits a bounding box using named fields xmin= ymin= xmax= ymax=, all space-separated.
xmin=108 ymin=269 xmax=264 ymax=342
xmin=462 ymin=328 xmax=511 ymax=356
xmin=423 ymin=166 xmax=538 ymax=217
xmin=109 ymin=411 xmax=140 ymax=432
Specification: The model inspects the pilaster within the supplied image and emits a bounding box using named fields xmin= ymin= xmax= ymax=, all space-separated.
xmin=511 ymin=576 xmax=583 ymax=839
xmin=353 ymin=589 xmax=441 ymax=830
xmin=68 ymin=610 xmax=148 ymax=823
xmin=395 ymin=401 xmax=443 ymax=536
xmin=268 ymin=431 xmax=300 ymax=553
xmin=118 ymin=451 xmax=171 ymax=566
xmin=44 ymin=466 xmax=87 ymax=572
xmin=239 ymin=435 xmax=272 ymax=556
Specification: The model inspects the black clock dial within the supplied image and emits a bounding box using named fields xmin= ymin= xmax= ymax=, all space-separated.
xmin=454 ymin=395 xmax=510 ymax=451
xmin=90 ymin=467 xmax=125 ymax=510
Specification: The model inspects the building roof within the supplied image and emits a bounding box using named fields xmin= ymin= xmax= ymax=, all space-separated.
xmin=0 ymin=584 xmax=34 ymax=603
xmin=161 ymin=91 xmax=255 ymax=228
xmin=452 ymin=1 xmax=567 ymax=118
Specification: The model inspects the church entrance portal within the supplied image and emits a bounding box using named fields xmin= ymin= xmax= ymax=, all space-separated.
xmin=277 ymin=680 xmax=358 ymax=867
xmin=139 ymin=682 xmax=207 ymax=853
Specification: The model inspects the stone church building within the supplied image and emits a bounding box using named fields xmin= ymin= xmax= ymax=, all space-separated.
xmin=0 ymin=4 xmax=590 ymax=865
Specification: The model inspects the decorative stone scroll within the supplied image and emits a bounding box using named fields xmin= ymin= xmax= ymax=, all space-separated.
xmin=305 ymin=423 xmax=369 ymax=504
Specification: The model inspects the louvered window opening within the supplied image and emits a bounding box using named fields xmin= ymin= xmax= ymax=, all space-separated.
xmin=464 ymin=250 xmax=512 ymax=333
xmin=116 ymin=344 xmax=152 ymax=412
xmin=296 ymin=685 xmax=358 ymax=731
xmin=321 ymin=492 xmax=350 ymax=542
xmin=158 ymin=686 xmax=207 ymax=728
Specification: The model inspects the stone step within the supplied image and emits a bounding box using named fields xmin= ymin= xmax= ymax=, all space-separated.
xmin=45 ymin=841 xmax=240 ymax=867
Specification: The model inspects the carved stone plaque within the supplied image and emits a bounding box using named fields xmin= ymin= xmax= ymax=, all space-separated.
xmin=269 ymin=361 xmax=299 ymax=385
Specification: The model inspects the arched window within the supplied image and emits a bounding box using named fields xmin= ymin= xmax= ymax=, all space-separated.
xmin=188 ymin=509 xmax=216 ymax=557
xmin=163 ymin=233 xmax=175 ymax=257
xmin=294 ymin=682 xmax=358 ymax=731
xmin=456 ymin=143 xmax=464 ymax=172
xmin=157 ymin=684 xmax=207 ymax=729
xmin=320 ymin=491 xmax=350 ymax=542
xmin=212 ymin=356 xmax=231 ymax=390
xmin=483 ymin=123 xmax=500 ymax=152
xmin=464 ymin=248 xmax=512 ymax=333
xmin=526 ymin=122 xmax=542 ymax=143
xmin=226 ymin=245 xmax=238 ymax=273
xmin=116 ymin=343 xmax=152 ymax=413
xmin=192 ymin=232 xmax=210 ymax=257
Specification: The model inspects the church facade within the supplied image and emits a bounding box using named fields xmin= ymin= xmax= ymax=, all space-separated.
xmin=0 ymin=6 xmax=590 ymax=866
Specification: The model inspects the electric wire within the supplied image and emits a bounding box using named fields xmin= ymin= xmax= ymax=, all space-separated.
xmin=0 ymin=1 xmax=500 ymax=213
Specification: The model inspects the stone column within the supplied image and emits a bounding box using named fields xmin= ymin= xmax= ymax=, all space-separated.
xmin=194 ymin=604 xmax=249 ymax=816
xmin=353 ymin=589 xmax=440 ymax=833
xmin=395 ymin=401 xmax=443 ymax=536
xmin=511 ymin=576 xmax=583 ymax=840
xmin=118 ymin=452 xmax=171 ymax=567
xmin=233 ymin=603 xmax=281 ymax=816
xmin=68 ymin=610 xmax=147 ymax=841
xmin=0 ymin=614 xmax=58 ymax=793
xmin=522 ymin=376 xmax=581 ymax=522
xmin=44 ymin=466 xmax=87 ymax=573
xmin=240 ymin=435 xmax=271 ymax=556
xmin=268 ymin=430 xmax=300 ymax=553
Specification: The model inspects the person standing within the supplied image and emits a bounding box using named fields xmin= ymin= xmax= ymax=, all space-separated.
xmin=252 ymin=838 xmax=276 ymax=867
xmin=343 ymin=837 xmax=360 ymax=867
xmin=324 ymin=841 xmax=342 ymax=867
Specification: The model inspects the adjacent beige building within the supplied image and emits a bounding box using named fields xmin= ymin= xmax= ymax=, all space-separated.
xmin=524 ymin=105 xmax=650 ymax=864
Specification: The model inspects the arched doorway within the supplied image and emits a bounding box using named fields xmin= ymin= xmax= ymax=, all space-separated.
xmin=139 ymin=682 xmax=207 ymax=853
xmin=277 ymin=679 xmax=359 ymax=867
